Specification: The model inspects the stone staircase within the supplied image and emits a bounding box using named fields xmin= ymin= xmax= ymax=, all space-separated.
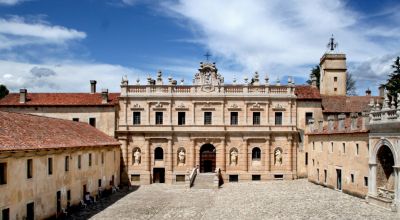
xmin=192 ymin=173 xmax=215 ymax=189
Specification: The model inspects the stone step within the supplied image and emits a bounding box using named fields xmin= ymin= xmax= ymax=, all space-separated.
xmin=367 ymin=195 xmax=395 ymax=211
xmin=192 ymin=173 xmax=215 ymax=189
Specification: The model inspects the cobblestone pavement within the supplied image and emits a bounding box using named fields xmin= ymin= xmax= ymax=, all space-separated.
xmin=91 ymin=179 xmax=398 ymax=220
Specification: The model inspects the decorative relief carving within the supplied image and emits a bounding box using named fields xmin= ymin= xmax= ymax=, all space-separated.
xmin=131 ymin=103 xmax=144 ymax=111
xmin=272 ymin=103 xmax=286 ymax=111
xmin=175 ymin=103 xmax=189 ymax=111
xmin=228 ymin=103 xmax=241 ymax=111
xmin=250 ymin=102 xmax=264 ymax=111
xmin=152 ymin=101 xmax=167 ymax=111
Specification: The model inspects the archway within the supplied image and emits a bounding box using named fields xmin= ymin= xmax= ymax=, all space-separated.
xmin=200 ymin=144 xmax=216 ymax=173
xmin=376 ymin=145 xmax=395 ymax=191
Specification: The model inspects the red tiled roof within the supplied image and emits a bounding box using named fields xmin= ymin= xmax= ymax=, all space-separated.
xmin=321 ymin=95 xmax=382 ymax=113
xmin=0 ymin=111 xmax=120 ymax=151
xmin=0 ymin=93 xmax=120 ymax=106
xmin=294 ymin=85 xmax=321 ymax=100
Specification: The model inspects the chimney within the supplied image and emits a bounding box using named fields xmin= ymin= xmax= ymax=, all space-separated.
xmin=361 ymin=111 xmax=370 ymax=130
xmin=318 ymin=119 xmax=323 ymax=132
xmin=379 ymin=85 xmax=385 ymax=97
xmin=101 ymin=89 xmax=108 ymax=104
xmin=338 ymin=113 xmax=346 ymax=131
xmin=307 ymin=118 xmax=315 ymax=133
xmin=311 ymin=76 xmax=317 ymax=88
xmin=19 ymin=89 xmax=27 ymax=104
xmin=350 ymin=113 xmax=358 ymax=130
xmin=328 ymin=115 xmax=335 ymax=132
xmin=365 ymin=88 xmax=371 ymax=96
xmin=90 ymin=80 xmax=97 ymax=94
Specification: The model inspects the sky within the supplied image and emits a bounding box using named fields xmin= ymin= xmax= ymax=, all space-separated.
xmin=0 ymin=0 xmax=399 ymax=95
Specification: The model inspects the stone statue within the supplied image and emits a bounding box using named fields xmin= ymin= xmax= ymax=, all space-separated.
xmin=134 ymin=149 xmax=141 ymax=164
xmin=275 ymin=149 xmax=282 ymax=166
xmin=230 ymin=150 xmax=238 ymax=165
xmin=178 ymin=149 xmax=185 ymax=164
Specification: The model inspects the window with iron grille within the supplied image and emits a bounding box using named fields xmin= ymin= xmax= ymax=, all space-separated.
xmin=230 ymin=112 xmax=238 ymax=125
xmin=178 ymin=112 xmax=186 ymax=125
xmin=133 ymin=112 xmax=141 ymax=125
xmin=275 ymin=112 xmax=283 ymax=125
xmin=155 ymin=112 xmax=163 ymax=125
xmin=204 ymin=112 xmax=212 ymax=125
xmin=253 ymin=112 xmax=260 ymax=125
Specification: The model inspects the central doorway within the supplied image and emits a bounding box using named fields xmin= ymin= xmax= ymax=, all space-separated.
xmin=153 ymin=168 xmax=165 ymax=183
xmin=200 ymin=144 xmax=216 ymax=173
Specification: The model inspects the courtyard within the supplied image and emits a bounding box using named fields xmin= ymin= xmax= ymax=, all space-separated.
xmin=90 ymin=179 xmax=397 ymax=220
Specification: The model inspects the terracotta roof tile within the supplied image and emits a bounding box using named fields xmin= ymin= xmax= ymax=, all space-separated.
xmin=295 ymin=85 xmax=321 ymax=100
xmin=321 ymin=95 xmax=382 ymax=113
xmin=0 ymin=111 xmax=120 ymax=151
xmin=0 ymin=93 xmax=120 ymax=106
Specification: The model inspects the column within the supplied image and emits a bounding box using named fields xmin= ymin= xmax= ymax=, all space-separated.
xmin=145 ymin=139 xmax=151 ymax=171
xmin=169 ymin=102 xmax=172 ymax=125
xmin=191 ymin=139 xmax=196 ymax=169
xmin=168 ymin=138 xmax=173 ymax=171
xmin=244 ymin=104 xmax=248 ymax=125
xmin=221 ymin=102 xmax=225 ymax=125
xmin=265 ymin=137 xmax=270 ymax=171
xmin=192 ymin=102 xmax=196 ymax=125
xmin=245 ymin=139 xmax=249 ymax=172
xmin=368 ymin=163 xmax=377 ymax=196
xmin=221 ymin=139 xmax=226 ymax=171
xmin=147 ymin=102 xmax=151 ymax=125
xmin=394 ymin=166 xmax=400 ymax=206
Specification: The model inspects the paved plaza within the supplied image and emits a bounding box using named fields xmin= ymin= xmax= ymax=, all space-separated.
xmin=91 ymin=179 xmax=397 ymax=220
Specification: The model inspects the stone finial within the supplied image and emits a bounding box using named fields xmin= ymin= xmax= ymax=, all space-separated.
xmin=338 ymin=114 xmax=346 ymax=131
xmin=265 ymin=73 xmax=269 ymax=85
xmin=253 ymin=71 xmax=260 ymax=86
xmin=180 ymin=79 xmax=184 ymax=85
xmin=383 ymin=89 xmax=390 ymax=110
xmin=327 ymin=115 xmax=335 ymax=132
xmin=168 ymin=76 xmax=173 ymax=85
xmin=365 ymin=88 xmax=371 ymax=96
xmin=276 ymin=77 xmax=281 ymax=86
xmin=307 ymin=118 xmax=315 ymax=133
xmin=244 ymin=76 xmax=248 ymax=84
xmin=156 ymin=70 xmax=163 ymax=85
xmin=397 ymin=93 xmax=400 ymax=116
xmin=147 ymin=75 xmax=152 ymax=85
xmin=350 ymin=113 xmax=358 ymax=130
xmin=136 ymin=78 xmax=140 ymax=85
xmin=233 ymin=75 xmax=237 ymax=85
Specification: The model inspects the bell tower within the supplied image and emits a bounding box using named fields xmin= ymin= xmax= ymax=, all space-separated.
xmin=319 ymin=35 xmax=347 ymax=96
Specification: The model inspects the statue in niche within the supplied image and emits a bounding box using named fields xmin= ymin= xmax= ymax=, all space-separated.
xmin=230 ymin=150 xmax=238 ymax=165
xmin=178 ymin=149 xmax=185 ymax=164
xmin=134 ymin=149 xmax=141 ymax=164
xmin=275 ymin=149 xmax=282 ymax=166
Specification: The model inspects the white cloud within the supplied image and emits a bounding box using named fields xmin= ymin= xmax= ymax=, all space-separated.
xmin=0 ymin=0 xmax=25 ymax=5
xmin=0 ymin=16 xmax=86 ymax=50
xmin=161 ymin=0 xmax=400 ymax=93
xmin=0 ymin=60 xmax=144 ymax=92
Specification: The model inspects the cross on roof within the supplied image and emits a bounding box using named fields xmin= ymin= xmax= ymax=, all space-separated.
xmin=327 ymin=34 xmax=338 ymax=51
xmin=204 ymin=51 xmax=212 ymax=61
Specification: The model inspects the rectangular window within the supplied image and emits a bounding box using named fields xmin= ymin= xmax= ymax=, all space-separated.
xmin=324 ymin=170 xmax=327 ymax=183
xmin=305 ymin=153 xmax=308 ymax=165
xmin=229 ymin=175 xmax=239 ymax=182
xmin=334 ymin=88 xmax=337 ymax=92
xmin=72 ymin=118 xmax=79 ymax=122
xmin=27 ymin=159 xmax=33 ymax=179
xmin=89 ymin=117 xmax=96 ymax=127
xmin=131 ymin=174 xmax=140 ymax=181
xmin=178 ymin=112 xmax=186 ymax=125
xmin=274 ymin=174 xmax=284 ymax=179
xmin=133 ymin=112 xmax=141 ymax=125
xmin=89 ymin=153 xmax=92 ymax=167
xmin=275 ymin=112 xmax=283 ymax=125
xmin=2 ymin=208 xmax=10 ymax=220
xmin=230 ymin=112 xmax=238 ymax=125
xmin=252 ymin=175 xmax=261 ymax=181
xmin=48 ymin=158 xmax=53 ymax=175
xmin=351 ymin=174 xmax=354 ymax=183
xmin=78 ymin=155 xmax=81 ymax=169
xmin=65 ymin=156 xmax=69 ymax=172
xmin=101 ymin=152 xmax=104 ymax=164
xmin=305 ymin=112 xmax=313 ymax=125
xmin=176 ymin=175 xmax=185 ymax=182
xmin=317 ymin=169 xmax=319 ymax=181
xmin=98 ymin=179 xmax=102 ymax=187
xmin=334 ymin=77 xmax=338 ymax=82
xmin=26 ymin=202 xmax=34 ymax=220
xmin=356 ymin=143 xmax=359 ymax=155
xmin=312 ymin=142 xmax=315 ymax=151
xmin=342 ymin=143 xmax=346 ymax=154
xmin=253 ymin=112 xmax=260 ymax=125
xmin=320 ymin=142 xmax=323 ymax=152
xmin=155 ymin=112 xmax=163 ymax=125
xmin=204 ymin=112 xmax=212 ymax=125
xmin=67 ymin=190 xmax=71 ymax=202
xmin=364 ymin=177 xmax=368 ymax=187
xmin=0 ymin=163 xmax=6 ymax=185
xmin=331 ymin=142 xmax=334 ymax=153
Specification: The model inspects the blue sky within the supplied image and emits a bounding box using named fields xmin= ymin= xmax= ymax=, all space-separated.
xmin=0 ymin=0 xmax=399 ymax=95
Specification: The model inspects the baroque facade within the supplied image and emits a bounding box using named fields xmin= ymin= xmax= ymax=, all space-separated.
xmin=117 ymin=62 xmax=299 ymax=184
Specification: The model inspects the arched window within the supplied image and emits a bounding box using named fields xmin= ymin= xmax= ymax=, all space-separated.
xmin=252 ymin=147 xmax=261 ymax=160
xmin=154 ymin=147 xmax=164 ymax=160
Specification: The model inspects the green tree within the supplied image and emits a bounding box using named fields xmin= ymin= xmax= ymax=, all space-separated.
xmin=346 ymin=72 xmax=357 ymax=96
xmin=384 ymin=56 xmax=400 ymax=98
xmin=306 ymin=65 xmax=320 ymax=88
xmin=0 ymin=84 xmax=9 ymax=99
